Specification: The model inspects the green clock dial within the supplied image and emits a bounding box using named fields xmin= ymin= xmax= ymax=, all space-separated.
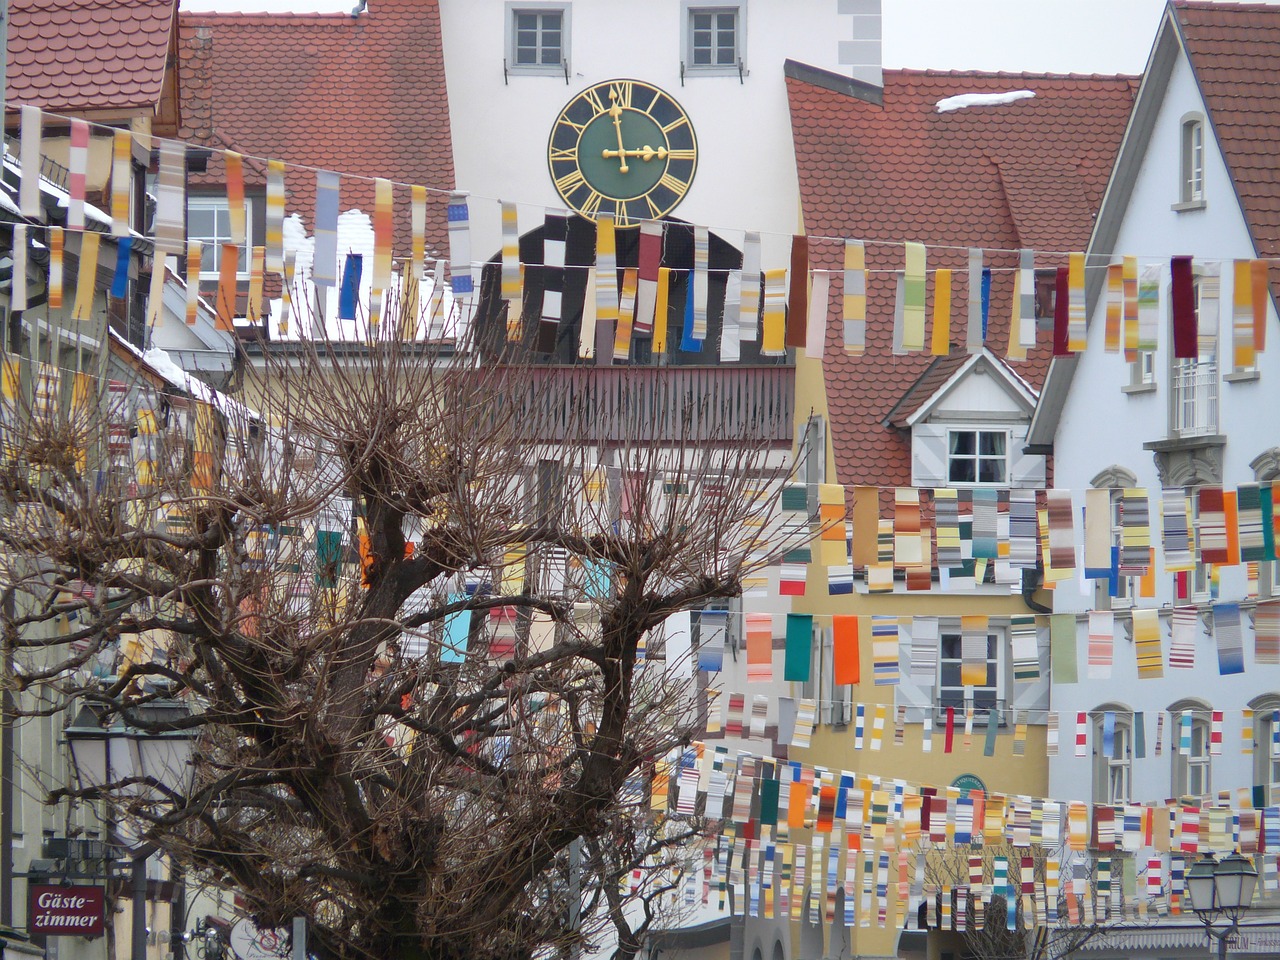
xmin=548 ymin=79 xmax=697 ymax=227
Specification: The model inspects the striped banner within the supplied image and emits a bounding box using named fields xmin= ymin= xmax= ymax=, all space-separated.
xmin=1087 ymin=610 xmax=1114 ymax=679
xmin=805 ymin=269 xmax=830 ymax=359
xmin=1213 ymin=602 xmax=1245 ymax=675
xmin=1068 ymin=251 xmax=1086 ymax=351
xmin=903 ymin=241 xmax=926 ymax=351
xmin=1133 ymin=607 xmax=1163 ymax=679
xmin=966 ymin=248 xmax=984 ymax=352
xmin=266 ymin=159 xmax=285 ymax=273
xmin=634 ymin=219 xmax=662 ymax=337
xmin=48 ymin=228 xmax=64 ymax=310
xmin=538 ymin=210 xmax=568 ymax=352
xmin=447 ymin=191 xmax=472 ymax=295
xmin=72 ymin=232 xmax=101 ymax=321
xmin=871 ymin=617 xmax=899 ymax=686
xmin=930 ymin=267 xmax=952 ymax=355
xmin=501 ymin=201 xmax=524 ymax=335
xmin=1046 ymin=489 xmax=1076 ymax=574
xmin=19 ymin=106 xmax=41 ymax=218
xmin=741 ymin=231 xmax=762 ymax=343
xmin=111 ymin=130 xmax=132 ymax=236
xmin=746 ymin=612 xmax=772 ymax=684
xmin=1138 ymin=262 xmax=1160 ymax=352
xmin=224 ymin=150 xmax=246 ymax=245
xmin=844 ymin=239 xmax=866 ymax=354
xmin=1123 ymin=254 xmax=1140 ymax=359
xmin=149 ymin=139 xmax=189 ymax=259
xmin=312 ymin=170 xmax=340 ymax=288
xmin=1257 ymin=600 xmax=1280 ymax=664
xmin=185 ymin=239 xmax=202 ymax=325
xmin=1163 ymin=487 xmax=1194 ymax=571
xmin=1199 ymin=487 xmax=1229 ymax=564
xmin=762 ymin=268 xmax=787 ymax=356
xmin=1011 ymin=615 xmax=1039 ymax=682
xmin=1104 ymin=261 xmax=1123 ymax=352
xmin=370 ymin=178 xmax=394 ymax=326
xmin=1018 ymin=248 xmax=1036 ymax=348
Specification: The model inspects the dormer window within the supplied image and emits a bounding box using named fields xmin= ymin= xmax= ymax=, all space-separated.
xmin=1178 ymin=113 xmax=1206 ymax=209
xmin=947 ymin=429 xmax=1008 ymax=485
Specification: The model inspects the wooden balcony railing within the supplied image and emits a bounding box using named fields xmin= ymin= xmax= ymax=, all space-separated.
xmin=503 ymin=364 xmax=795 ymax=444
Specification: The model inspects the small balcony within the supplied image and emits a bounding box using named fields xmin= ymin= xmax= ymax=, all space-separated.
xmin=502 ymin=364 xmax=795 ymax=444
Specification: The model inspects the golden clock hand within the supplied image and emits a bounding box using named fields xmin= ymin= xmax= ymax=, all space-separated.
xmin=602 ymin=145 xmax=669 ymax=163
xmin=607 ymin=88 xmax=629 ymax=173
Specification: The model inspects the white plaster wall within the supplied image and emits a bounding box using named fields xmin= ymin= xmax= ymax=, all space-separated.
xmin=439 ymin=0 xmax=856 ymax=269
xmin=1052 ymin=48 xmax=1280 ymax=612
xmin=1046 ymin=45 xmax=1280 ymax=804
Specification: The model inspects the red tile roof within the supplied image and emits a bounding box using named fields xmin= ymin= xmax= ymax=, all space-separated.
xmin=6 ymin=0 xmax=177 ymax=117
xmin=788 ymin=68 xmax=1136 ymax=488
xmin=1175 ymin=1 xmax=1280 ymax=261
xmin=178 ymin=0 xmax=455 ymax=260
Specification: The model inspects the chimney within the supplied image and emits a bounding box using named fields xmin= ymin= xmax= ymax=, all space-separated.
xmin=838 ymin=0 xmax=883 ymax=89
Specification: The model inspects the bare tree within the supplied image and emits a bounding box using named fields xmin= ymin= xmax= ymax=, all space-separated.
xmin=0 ymin=309 xmax=810 ymax=960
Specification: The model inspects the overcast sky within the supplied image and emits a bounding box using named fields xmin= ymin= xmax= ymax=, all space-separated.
xmin=178 ymin=0 xmax=1180 ymax=74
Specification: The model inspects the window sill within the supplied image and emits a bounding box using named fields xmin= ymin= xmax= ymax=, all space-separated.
xmin=1172 ymin=199 xmax=1207 ymax=212
xmin=1121 ymin=382 xmax=1156 ymax=395
xmin=506 ymin=63 xmax=568 ymax=78
xmin=682 ymin=65 xmax=744 ymax=78
xmin=1225 ymin=370 xmax=1260 ymax=384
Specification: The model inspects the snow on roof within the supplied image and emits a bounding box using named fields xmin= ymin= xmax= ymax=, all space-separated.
xmin=139 ymin=342 xmax=258 ymax=422
xmin=935 ymin=90 xmax=1036 ymax=113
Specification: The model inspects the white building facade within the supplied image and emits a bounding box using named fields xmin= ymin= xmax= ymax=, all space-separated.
xmin=1030 ymin=2 xmax=1280 ymax=953
xmin=438 ymin=0 xmax=882 ymax=269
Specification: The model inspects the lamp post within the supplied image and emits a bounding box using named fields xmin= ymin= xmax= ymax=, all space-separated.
xmin=1186 ymin=851 xmax=1259 ymax=960
xmin=64 ymin=699 xmax=197 ymax=960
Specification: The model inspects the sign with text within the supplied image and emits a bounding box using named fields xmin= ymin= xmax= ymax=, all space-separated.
xmin=28 ymin=884 xmax=105 ymax=936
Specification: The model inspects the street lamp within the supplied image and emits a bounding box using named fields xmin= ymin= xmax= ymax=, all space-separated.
xmin=64 ymin=699 xmax=198 ymax=960
xmin=1187 ymin=851 xmax=1258 ymax=960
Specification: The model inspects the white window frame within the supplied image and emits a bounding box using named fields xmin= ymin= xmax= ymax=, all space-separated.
xmin=1128 ymin=349 xmax=1156 ymax=390
xmin=935 ymin=622 xmax=1004 ymax=721
xmin=1178 ymin=113 xmax=1206 ymax=208
xmin=682 ymin=2 xmax=745 ymax=77
xmin=1170 ymin=270 xmax=1219 ymax=438
xmin=945 ymin=427 xmax=1010 ymax=487
xmin=1090 ymin=707 xmax=1133 ymax=805
xmin=1169 ymin=701 xmax=1212 ymax=800
xmin=1251 ymin=696 xmax=1280 ymax=806
xmin=1188 ymin=492 xmax=1216 ymax=603
xmin=505 ymin=3 xmax=569 ymax=75
xmin=187 ymin=195 xmax=252 ymax=281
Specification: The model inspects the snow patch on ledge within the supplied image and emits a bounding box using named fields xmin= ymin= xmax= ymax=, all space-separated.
xmin=936 ymin=90 xmax=1036 ymax=113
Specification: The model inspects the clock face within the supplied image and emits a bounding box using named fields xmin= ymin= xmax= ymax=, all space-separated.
xmin=547 ymin=79 xmax=697 ymax=227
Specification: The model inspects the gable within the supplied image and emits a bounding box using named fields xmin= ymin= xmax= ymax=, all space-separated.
xmin=909 ymin=354 xmax=1037 ymax=427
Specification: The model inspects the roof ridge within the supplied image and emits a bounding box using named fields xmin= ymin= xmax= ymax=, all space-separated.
xmin=883 ymin=67 xmax=1139 ymax=82
xmin=1174 ymin=0 xmax=1280 ymax=10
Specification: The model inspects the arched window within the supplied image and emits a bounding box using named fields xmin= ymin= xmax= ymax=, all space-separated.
xmin=1170 ymin=698 xmax=1213 ymax=799
xmin=1088 ymin=470 xmax=1139 ymax=611
xmin=1091 ymin=703 xmax=1133 ymax=804
xmin=1251 ymin=695 xmax=1280 ymax=806
xmin=1180 ymin=113 xmax=1206 ymax=205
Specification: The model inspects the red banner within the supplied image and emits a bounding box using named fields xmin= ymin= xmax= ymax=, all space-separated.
xmin=28 ymin=884 xmax=104 ymax=936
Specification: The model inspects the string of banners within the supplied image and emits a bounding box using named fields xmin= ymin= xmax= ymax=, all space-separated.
xmin=652 ymin=741 xmax=1280 ymax=925
xmin=7 ymin=106 xmax=1271 ymax=370
xmin=704 ymin=684 xmax=1279 ymax=781
xmin=766 ymin=481 xmax=1280 ymax=601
